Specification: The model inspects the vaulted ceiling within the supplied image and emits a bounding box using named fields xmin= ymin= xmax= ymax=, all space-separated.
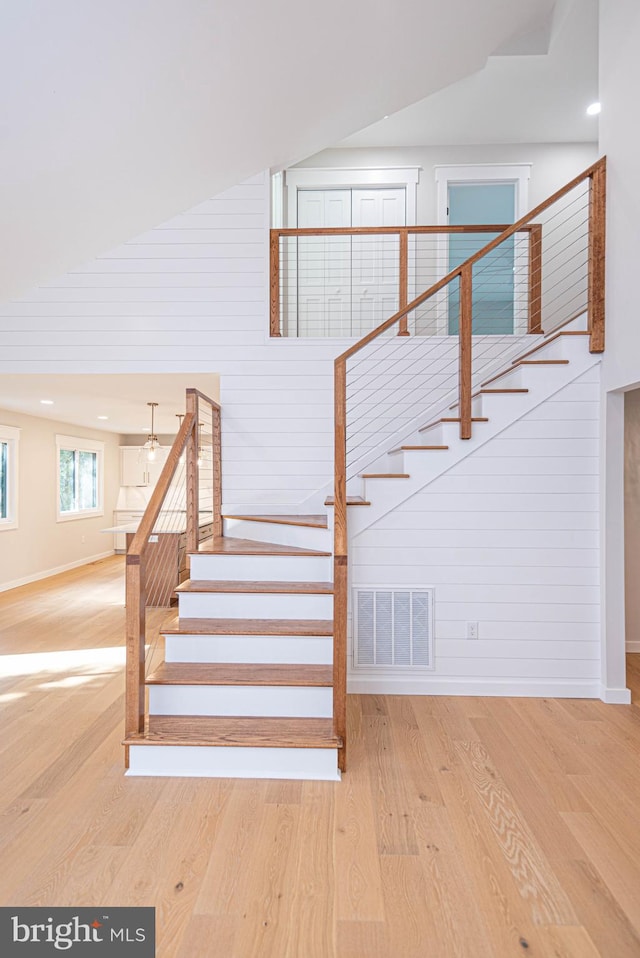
xmin=0 ymin=0 xmax=556 ymax=301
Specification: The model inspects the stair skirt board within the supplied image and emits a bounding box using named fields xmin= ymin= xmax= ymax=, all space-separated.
xmin=189 ymin=554 xmax=333 ymax=582
xmin=127 ymin=744 xmax=341 ymax=780
xmin=147 ymin=684 xmax=333 ymax=717
xmin=177 ymin=591 xmax=333 ymax=620
xmin=164 ymin=633 xmax=334 ymax=665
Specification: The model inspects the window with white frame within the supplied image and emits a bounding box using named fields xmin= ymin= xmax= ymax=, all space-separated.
xmin=0 ymin=424 xmax=20 ymax=530
xmin=56 ymin=435 xmax=104 ymax=521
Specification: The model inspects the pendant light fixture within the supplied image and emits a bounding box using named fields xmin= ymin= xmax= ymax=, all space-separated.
xmin=142 ymin=402 xmax=159 ymax=462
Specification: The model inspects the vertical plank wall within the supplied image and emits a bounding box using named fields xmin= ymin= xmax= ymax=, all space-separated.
xmin=349 ymin=367 xmax=601 ymax=697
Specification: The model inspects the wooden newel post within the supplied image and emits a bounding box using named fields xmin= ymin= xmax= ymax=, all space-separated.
xmin=334 ymin=357 xmax=348 ymax=772
xmin=125 ymin=554 xmax=146 ymax=744
xmin=212 ymin=405 xmax=222 ymax=538
xmin=459 ymin=265 xmax=473 ymax=440
xmin=398 ymin=230 xmax=410 ymax=336
xmin=588 ymin=159 xmax=606 ymax=354
xmin=270 ymin=231 xmax=281 ymax=337
xmin=528 ymin=224 xmax=543 ymax=334
xmin=186 ymin=390 xmax=199 ymax=556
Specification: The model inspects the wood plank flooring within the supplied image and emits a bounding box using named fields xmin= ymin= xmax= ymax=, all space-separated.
xmin=1 ymin=556 xmax=640 ymax=957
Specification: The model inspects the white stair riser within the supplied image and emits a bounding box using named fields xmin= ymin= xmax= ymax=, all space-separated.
xmin=189 ymin=553 xmax=332 ymax=582
xmin=148 ymin=684 xmax=333 ymax=718
xmin=223 ymin=518 xmax=331 ymax=550
xmin=127 ymin=745 xmax=340 ymax=780
xmin=178 ymin=591 xmax=333 ymax=620
xmin=164 ymin=633 xmax=333 ymax=665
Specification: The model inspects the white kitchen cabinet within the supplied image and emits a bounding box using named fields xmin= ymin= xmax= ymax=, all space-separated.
xmin=112 ymin=510 xmax=144 ymax=553
xmin=120 ymin=446 xmax=168 ymax=487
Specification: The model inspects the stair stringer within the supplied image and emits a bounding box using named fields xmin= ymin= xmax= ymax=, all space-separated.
xmin=344 ymin=348 xmax=602 ymax=540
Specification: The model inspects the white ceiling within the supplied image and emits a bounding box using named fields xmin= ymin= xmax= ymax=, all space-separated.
xmin=0 ymin=373 xmax=219 ymax=436
xmin=336 ymin=0 xmax=598 ymax=148
xmin=0 ymin=0 xmax=555 ymax=302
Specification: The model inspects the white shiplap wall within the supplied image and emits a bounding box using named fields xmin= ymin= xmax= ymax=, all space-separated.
xmin=349 ymin=367 xmax=601 ymax=697
xmin=0 ymin=172 xmax=342 ymax=508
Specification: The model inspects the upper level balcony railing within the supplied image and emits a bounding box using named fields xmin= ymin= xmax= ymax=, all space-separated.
xmin=270 ymin=224 xmax=545 ymax=339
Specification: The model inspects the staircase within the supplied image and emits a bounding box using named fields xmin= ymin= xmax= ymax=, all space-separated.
xmin=125 ymin=517 xmax=342 ymax=779
xmin=123 ymin=159 xmax=606 ymax=780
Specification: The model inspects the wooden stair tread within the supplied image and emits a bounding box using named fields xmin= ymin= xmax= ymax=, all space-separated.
xmin=195 ymin=536 xmax=331 ymax=557
xmin=223 ymin=514 xmax=328 ymax=529
xmin=176 ymin=579 xmax=334 ymax=595
xmin=162 ymin=613 xmax=333 ymax=636
xmin=125 ymin=715 xmax=341 ymax=749
xmin=324 ymin=496 xmax=370 ymax=506
xmin=389 ymin=444 xmax=449 ymax=454
xmin=146 ymin=662 xmax=333 ymax=687
xmin=516 ymin=359 xmax=570 ymax=365
xmin=360 ymin=473 xmax=410 ymax=479
xmin=480 ymin=388 xmax=529 ymax=394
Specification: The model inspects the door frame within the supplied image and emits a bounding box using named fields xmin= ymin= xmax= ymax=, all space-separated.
xmin=434 ymin=163 xmax=531 ymax=335
xmin=282 ymin=166 xmax=420 ymax=228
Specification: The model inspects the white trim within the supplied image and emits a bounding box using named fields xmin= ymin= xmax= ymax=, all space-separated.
xmin=283 ymin=166 xmax=420 ymax=226
xmin=348 ymin=676 xmax=600 ymax=697
xmin=0 ymin=550 xmax=115 ymax=594
xmin=56 ymin=433 xmax=105 ymax=522
xmin=0 ymin=423 xmax=20 ymax=531
xmin=434 ymin=163 xmax=531 ymax=222
xmin=626 ymin=641 xmax=640 ymax=652
xmin=599 ymin=685 xmax=632 ymax=704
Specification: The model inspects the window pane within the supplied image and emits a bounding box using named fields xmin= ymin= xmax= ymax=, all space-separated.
xmin=0 ymin=442 xmax=6 ymax=519
xmin=59 ymin=448 xmax=76 ymax=513
xmin=78 ymin=451 xmax=97 ymax=509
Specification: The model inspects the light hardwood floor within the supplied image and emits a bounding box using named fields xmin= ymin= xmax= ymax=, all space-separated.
xmin=1 ymin=556 xmax=640 ymax=957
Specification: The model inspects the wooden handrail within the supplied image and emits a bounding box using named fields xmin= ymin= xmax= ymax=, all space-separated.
xmin=330 ymin=157 xmax=606 ymax=773
xmin=125 ymin=386 xmax=221 ymax=751
xmin=125 ymin=410 xmax=195 ymax=741
xmin=270 ymin=224 xmax=538 ymax=338
xmin=273 ymin=224 xmax=535 ymax=237
xmin=335 ymin=157 xmax=606 ymax=364
xmin=127 ymin=412 xmax=196 ymax=559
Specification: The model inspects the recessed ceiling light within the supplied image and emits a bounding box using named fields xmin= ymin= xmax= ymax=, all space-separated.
xmin=97 ymin=415 xmax=109 ymax=421
xmin=40 ymin=399 xmax=54 ymax=405
xmin=586 ymin=101 xmax=601 ymax=116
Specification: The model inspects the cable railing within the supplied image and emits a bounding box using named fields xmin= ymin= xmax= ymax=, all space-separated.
xmin=124 ymin=388 xmax=221 ymax=751
xmin=331 ymin=157 xmax=606 ymax=763
xmin=270 ymin=224 xmax=544 ymax=338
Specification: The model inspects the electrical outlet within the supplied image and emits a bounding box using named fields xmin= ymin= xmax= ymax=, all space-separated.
xmin=467 ymin=621 xmax=479 ymax=639
xmin=81 ymin=535 xmax=85 ymax=543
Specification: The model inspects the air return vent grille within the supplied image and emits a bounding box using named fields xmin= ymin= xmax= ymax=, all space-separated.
xmin=353 ymin=587 xmax=434 ymax=669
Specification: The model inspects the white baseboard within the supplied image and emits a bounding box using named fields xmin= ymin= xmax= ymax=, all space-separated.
xmin=599 ymin=685 xmax=632 ymax=704
xmin=626 ymin=642 xmax=640 ymax=653
xmin=0 ymin=550 xmax=116 ymax=594
xmin=347 ymin=675 xmax=600 ymax=698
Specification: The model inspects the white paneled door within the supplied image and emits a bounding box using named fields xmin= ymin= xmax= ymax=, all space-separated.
xmin=295 ymin=188 xmax=405 ymax=336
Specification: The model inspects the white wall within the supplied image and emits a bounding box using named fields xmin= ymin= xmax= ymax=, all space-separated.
xmin=291 ymin=143 xmax=599 ymax=224
xmin=0 ymin=173 xmax=340 ymax=510
xmin=0 ymin=409 xmax=121 ymax=591
xmin=0 ymin=0 xmax=545 ymax=302
xmin=597 ymin=0 xmax=640 ymax=696
xmin=599 ymin=0 xmax=640 ymax=394
xmin=624 ymin=388 xmax=640 ymax=651
xmin=349 ymin=367 xmax=601 ymax=696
